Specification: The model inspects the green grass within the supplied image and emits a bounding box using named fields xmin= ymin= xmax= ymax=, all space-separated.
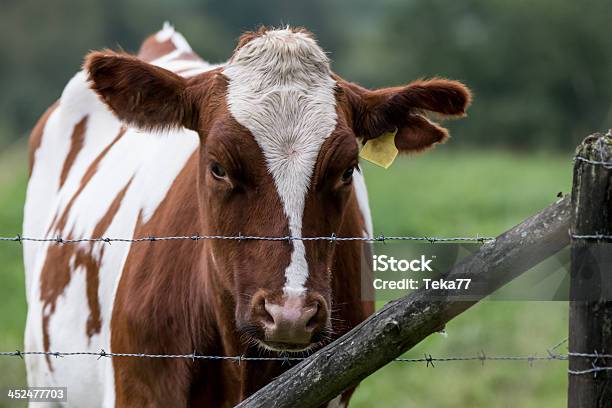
xmin=0 ymin=142 xmax=29 ymax=408
xmin=0 ymin=145 xmax=572 ymax=407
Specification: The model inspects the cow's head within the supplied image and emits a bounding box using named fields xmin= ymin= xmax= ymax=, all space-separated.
xmin=86 ymin=27 xmax=470 ymax=353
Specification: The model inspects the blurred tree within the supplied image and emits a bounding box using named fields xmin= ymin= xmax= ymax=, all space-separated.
xmin=0 ymin=0 xmax=610 ymax=150
xmin=349 ymin=0 xmax=612 ymax=149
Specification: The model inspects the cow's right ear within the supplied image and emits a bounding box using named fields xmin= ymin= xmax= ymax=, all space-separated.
xmin=338 ymin=78 xmax=471 ymax=153
xmin=85 ymin=50 xmax=198 ymax=131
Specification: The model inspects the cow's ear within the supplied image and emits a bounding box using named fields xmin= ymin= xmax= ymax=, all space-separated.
xmin=85 ymin=50 xmax=198 ymax=130
xmin=341 ymin=78 xmax=471 ymax=153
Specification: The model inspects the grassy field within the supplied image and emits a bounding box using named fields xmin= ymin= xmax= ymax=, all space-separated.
xmin=0 ymin=142 xmax=572 ymax=407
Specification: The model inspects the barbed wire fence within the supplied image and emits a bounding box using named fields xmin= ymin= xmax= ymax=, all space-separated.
xmin=0 ymin=140 xmax=611 ymax=404
xmin=0 ymin=230 xmax=609 ymax=377
xmin=0 ymin=231 xmax=608 ymax=245
xmin=0 ymin=337 xmax=609 ymax=376
xmin=0 ymin=234 xmax=496 ymax=244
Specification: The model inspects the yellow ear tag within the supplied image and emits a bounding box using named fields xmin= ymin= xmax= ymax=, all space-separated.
xmin=359 ymin=129 xmax=399 ymax=169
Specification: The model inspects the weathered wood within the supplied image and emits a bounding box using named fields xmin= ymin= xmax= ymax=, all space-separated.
xmin=238 ymin=195 xmax=571 ymax=408
xmin=568 ymin=132 xmax=612 ymax=407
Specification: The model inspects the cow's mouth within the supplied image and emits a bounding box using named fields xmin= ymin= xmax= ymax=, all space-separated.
xmin=257 ymin=340 xmax=313 ymax=353
xmin=238 ymin=320 xmax=332 ymax=354
xmin=255 ymin=328 xmax=332 ymax=354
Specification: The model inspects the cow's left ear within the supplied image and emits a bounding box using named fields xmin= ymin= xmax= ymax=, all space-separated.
xmin=340 ymin=78 xmax=472 ymax=152
xmin=85 ymin=50 xmax=198 ymax=131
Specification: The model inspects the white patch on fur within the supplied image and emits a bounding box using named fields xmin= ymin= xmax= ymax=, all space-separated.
xmin=24 ymin=24 xmax=207 ymax=407
xmin=150 ymin=23 xmax=219 ymax=76
xmin=353 ymin=166 xmax=373 ymax=238
xmin=155 ymin=22 xmax=192 ymax=52
xmin=223 ymin=29 xmax=338 ymax=296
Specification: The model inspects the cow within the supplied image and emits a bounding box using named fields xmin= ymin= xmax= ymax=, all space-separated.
xmin=23 ymin=23 xmax=471 ymax=407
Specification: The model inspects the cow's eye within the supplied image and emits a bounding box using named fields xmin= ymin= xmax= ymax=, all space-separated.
xmin=341 ymin=166 xmax=354 ymax=183
xmin=210 ymin=162 xmax=227 ymax=179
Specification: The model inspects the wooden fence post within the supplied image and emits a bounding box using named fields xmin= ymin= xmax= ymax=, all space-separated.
xmin=569 ymin=131 xmax=612 ymax=407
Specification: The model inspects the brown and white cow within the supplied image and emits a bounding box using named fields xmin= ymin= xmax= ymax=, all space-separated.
xmin=24 ymin=24 xmax=470 ymax=407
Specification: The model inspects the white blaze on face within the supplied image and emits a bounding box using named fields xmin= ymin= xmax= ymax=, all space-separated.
xmin=223 ymin=29 xmax=338 ymax=297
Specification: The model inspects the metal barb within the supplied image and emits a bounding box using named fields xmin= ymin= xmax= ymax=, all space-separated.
xmin=549 ymin=337 xmax=568 ymax=353
xmin=479 ymin=350 xmax=487 ymax=367
xmin=329 ymin=232 xmax=337 ymax=244
xmin=424 ymin=354 xmax=434 ymax=368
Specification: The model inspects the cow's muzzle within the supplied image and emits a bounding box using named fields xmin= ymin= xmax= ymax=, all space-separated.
xmin=246 ymin=291 xmax=330 ymax=352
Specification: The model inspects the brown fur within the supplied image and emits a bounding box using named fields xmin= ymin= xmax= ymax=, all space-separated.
xmin=138 ymin=32 xmax=203 ymax=63
xmin=137 ymin=36 xmax=176 ymax=62
xmin=85 ymin=179 xmax=132 ymax=337
xmin=59 ymin=116 xmax=87 ymax=189
xmin=29 ymin=101 xmax=59 ymax=176
xmin=85 ymin=51 xmax=196 ymax=131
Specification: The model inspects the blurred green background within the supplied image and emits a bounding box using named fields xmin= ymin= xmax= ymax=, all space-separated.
xmin=2 ymin=0 xmax=612 ymax=148
xmin=2 ymin=0 xmax=609 ymax=406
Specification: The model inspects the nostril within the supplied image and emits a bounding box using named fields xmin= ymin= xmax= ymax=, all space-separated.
xmin=305 ymin=302 xmax=321 ymax=330
xmin=257 ymin=296 xmax=274 ymax=325
xmin=262 ymin=309 xmax=274 ymax=325
xmin=261 ymin=301 xmax=274 ymax=325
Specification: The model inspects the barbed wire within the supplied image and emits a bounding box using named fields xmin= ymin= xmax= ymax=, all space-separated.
xmin=1 ymin=338 xmax=609 ymax=376
xmin=0 ymin=232 xmax=610 ymax=244
xmin=574 ymin=155 xmax=612 ymax=169
xmin=0 ymin=233 xmax=496 ymax=245
xmin=0 ymin=350 xmax=568 ymax=363
xmin=573 ymin=130 xmax=612 ymax=169
xmin=571 ymin=233 xmax=612 ymax=241
xmin=568 ymin=366 xmax=612 ymax=375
